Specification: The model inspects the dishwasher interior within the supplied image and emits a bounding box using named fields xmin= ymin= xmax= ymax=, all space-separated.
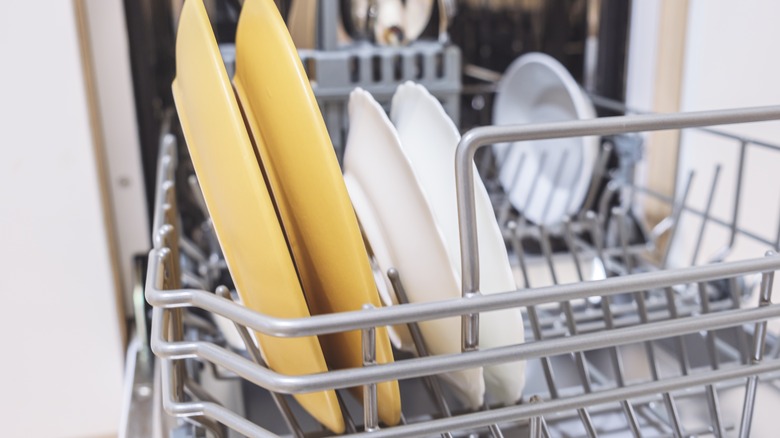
xmin=123 ymin=1 xmax=780 ymax=437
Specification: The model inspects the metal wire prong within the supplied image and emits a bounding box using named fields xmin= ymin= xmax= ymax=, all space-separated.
xmin=579 ymin=140 xmax=614 ymax=221
xmin=522 ymin=151 xmax=549 ymax=216
xmin=498 ymin=152 xmax=527 ymax=226
xmin=739 ymin=258 xmax=775 ymax=438
xmin=691 ymin=165 xmax=721 ymax=266
xmin=216 ymin=286 xmax=305 ymax=438
xmin=387 ymin=269 xmax=454 ymax=428
xmin=662 ymin=170 xmax=695 ymax=268
xmin=361 ymin=304 xmax=380 ymax=433
xmin=697 ymin=282 xmax=720 ymax=370
xmin=507 ymin=223 xmax=559 ymax=398
xmin=705 ymin=384 xmax=725 ymax=438
xmin=541 ymin=149 xmax=569 ymax=224
xmin=620 ymin=400 xmax=641 ymax=438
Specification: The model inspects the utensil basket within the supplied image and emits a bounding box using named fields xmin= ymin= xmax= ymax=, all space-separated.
xmin=143 ymin=101 xmax=780 ymax=437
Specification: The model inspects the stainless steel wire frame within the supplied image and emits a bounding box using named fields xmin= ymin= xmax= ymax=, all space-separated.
xmin=148 ymin=105 xmax=780 ymax=437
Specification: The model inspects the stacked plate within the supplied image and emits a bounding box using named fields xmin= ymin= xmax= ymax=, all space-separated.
xmin=344 ymin=82 xmax=526 ymax=408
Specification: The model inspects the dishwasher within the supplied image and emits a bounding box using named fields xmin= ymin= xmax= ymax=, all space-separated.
xmin=123 ymin=2 xmax=780 ymax=438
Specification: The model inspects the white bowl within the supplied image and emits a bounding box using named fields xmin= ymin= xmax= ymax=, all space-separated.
xmin=493 ymin=52 xmax=599 ymax=227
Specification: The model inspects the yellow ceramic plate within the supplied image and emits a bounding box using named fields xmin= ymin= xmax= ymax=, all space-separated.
xmin=171 ymin=0 xmax=343 ymax=433
xmin=233 ymin=0 xmax=400 ymax=425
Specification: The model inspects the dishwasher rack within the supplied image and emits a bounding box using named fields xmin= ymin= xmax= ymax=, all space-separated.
xmin=146 ymin=104 xmax=780 ymax=438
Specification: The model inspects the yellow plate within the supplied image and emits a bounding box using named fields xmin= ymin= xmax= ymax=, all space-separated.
xmin=233 ymin=0 xmax=401 ymax=425
xmin=171 ymin=0 xmax=343 ymax=433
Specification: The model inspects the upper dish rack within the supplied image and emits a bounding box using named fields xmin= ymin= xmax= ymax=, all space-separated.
xmin=146 ymin=103 xmax=780 ymax=438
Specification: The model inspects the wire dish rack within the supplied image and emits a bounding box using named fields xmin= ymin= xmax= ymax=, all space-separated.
xmin=144 ymin=102 xmax=780 ymax=438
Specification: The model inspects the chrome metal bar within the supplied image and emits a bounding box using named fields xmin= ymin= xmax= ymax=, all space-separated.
xmin=661 ymin=172 xmax=694 ymax=268
xmin=521 ymin=151 xmax=548 ymax=216
xmin=691 ymin=165 xmax=721 ymax=266
xmin=497 ymin=153 xmax=527 ymax=226
xmin=620 ymin=401 xmax=641 ymax=438
xmin=664 ymin=286 xmax=690 ymax=376
xmin=342 ymin=360 xmax=780 ymax=438
xmin=705 ymin=384 xmax=725 ymax=438
xmin=627 ymin=182 xmax=777 ymax=248
xmin=457 ymin=108 xmax=780 ymax=307
xmin=589 ymin=95 xmax=780 ymax=152
xmin=579 ymin=142 xmax=614 ymax=219
xmin=507 ymin=223 xmax=559 ymax=398
xmin=541 ymin=150 xmax=570 ymax=224
xmin=739 ymin=262 xmax=775 ymax=438
xmin=721 ymin=141 xmax=749 ymax=262
xmin=362 ymin=304 xmax=380 ymax=433
xmin=698 ymin=283 xmax=720 ymax=370
xmin=146 ymin=249 xmax=780 ymax=338
xmin=661 ymin=392 xmax=684 ymax=437
xmin=151 ymin=303 xmax=780 ymax=394
xmin=337 ymin=391 xmax=358 ymax=434
xmin=387 ymin=269 xmax=454 ymax=438
xmin=577 ymin=408 xmax=598 ymax=438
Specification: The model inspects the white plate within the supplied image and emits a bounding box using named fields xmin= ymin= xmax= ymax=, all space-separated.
xmin=343 ymin=88 xmax=485 ymax=409
xmin=493 ymin=52 xmax=599 ymax=227
xmin=344 ymin=174 xmax=414 ymax=351
xmin=391 ymin=82 xmax=526 ymax=405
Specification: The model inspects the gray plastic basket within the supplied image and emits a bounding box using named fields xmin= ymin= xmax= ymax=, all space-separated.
xmin=299 ymin=41 xmax=462 ymax=159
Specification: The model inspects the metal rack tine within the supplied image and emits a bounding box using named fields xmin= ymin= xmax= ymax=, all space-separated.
xmin=361 ymin=304 xmax=380 ymax=433
xmin=336 ymin=391 xmax=358 ymax=434
xmin=215 ymin=286 xmax=305 ymax=438
xmin=691 ymin=165 xmax=721 ymax=266
xmin=521 ymin=151 xmax=549 ymax=216
xmin=579 ymin=141 xmax=614 ymax=221
xmin=562 ymin=217 xmax=585 ymax=283
xmin=507 ymin=223 xmax=559 ymax=399
xmin=716 ymin=141 xmax=749 ymax=263
xmin=739 ymin=259 xmax=775 ymax=438
xmin=577 ymin=408 xmax=598 ymax=438
xmin=661 ymin=285 xmax=691 ymax=378
xmin=387 ymin=270 xmax=452 ymax=417
xmin=541 ymin=149 xmax=570 ymax=224
xmin=527 ymin=395 xmax=550 ymax=438
xmin=614 ymin=208 xmax=634 ymax=274
xmin=498 ymin=152 xmax=526 ymax=224
xmin=540 ymin=224 xmax=593 ymax=393
xmin=620 ymin=400 xmax=642 ymax=438
xmin=184 ymin=415 xmax=226 ymax=438
xmin=661 ymin=392 xmax=685 ymax=437
xmin=661 ymin=171 xmax=695 ymax=268
xmin=705 ymin=384 xmax=725 ymax=438
xmin=697 ymin=282 xmax=721 ymax=370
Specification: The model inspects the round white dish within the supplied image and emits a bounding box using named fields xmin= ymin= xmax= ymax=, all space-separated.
xmin=391 ymin=81 xmax=526 ymax=405
xmin=343 ymin=88 xmax=485 ymax=408
xmin=493 ymin=52 xmax=599 ymax=227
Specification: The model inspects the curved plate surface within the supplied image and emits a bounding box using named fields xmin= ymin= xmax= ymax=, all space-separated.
xmin=233 ymin=0 xmax=400 ymax=425
xmin=391 ymin=82 xmax=526 ymax=405
xmin=493 ymin=52 xmax=599 ymax=226
xmin=345 ymin=175 xmax=415 ymax=352
xmin=344 ymin=88 xmax=485 ymax=408
xmin=171 ymin=0 xmax=343 ymax=432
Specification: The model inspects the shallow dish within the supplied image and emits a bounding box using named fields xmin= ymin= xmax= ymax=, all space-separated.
xmin=391 ymin=82 xmax=526 ymax=405
xmin=233 ymin=0 xmax=400 ymax=425
xmin=171 ymin=0 xmax=343 ymax=432
xmin=493 ymin=52 xmax=599 ymax=226
xmin=344 ymin=88 xmax=485 ymax=408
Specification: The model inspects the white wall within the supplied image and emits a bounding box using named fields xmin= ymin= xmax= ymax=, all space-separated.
xmin=0 ymin=1 xmax=125 ymax=436
xmin=670 ymin=0 xmax=780 ymax=267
